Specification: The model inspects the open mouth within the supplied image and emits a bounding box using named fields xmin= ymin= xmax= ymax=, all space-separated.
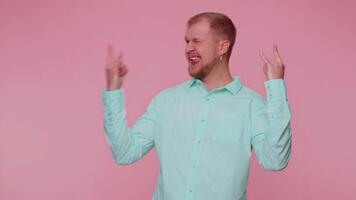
xmin=189 ymin=56 xmax=200 ymax=65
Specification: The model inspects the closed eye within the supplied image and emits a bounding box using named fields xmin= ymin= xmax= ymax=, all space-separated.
xmin=185 ymin=40 xmax=202 ymax=44
xmin=184 ymin=37 xmax=202 ymax=43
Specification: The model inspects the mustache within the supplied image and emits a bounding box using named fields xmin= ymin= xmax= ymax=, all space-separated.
xmin=187 ymin=52 xmax=201 ymax=58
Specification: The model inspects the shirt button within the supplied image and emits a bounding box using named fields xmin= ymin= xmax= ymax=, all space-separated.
xmin=189 ymin=189 xmax=192 ymax=193
xmin=197 ymin=140 xmax=201 ymax=144
xmin=206 ymin=97 xmax=210 ymax=101
xmin=193 ymin=165 xmax=196 ymax=168
xmin=201 ymin=119 xmax=205 ymax=122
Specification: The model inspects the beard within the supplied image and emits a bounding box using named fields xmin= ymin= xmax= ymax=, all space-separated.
xmin=188 ymin=57 xmax=218 ymax=79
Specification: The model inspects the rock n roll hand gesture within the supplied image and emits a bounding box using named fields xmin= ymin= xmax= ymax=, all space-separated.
xmin=259 ymin=44 xmax=285 ymax=80
xmin=106 ymin=45 xmax=128 ymax=91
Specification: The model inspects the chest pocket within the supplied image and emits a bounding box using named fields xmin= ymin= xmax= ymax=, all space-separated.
xmin=210 ymin=114 xmax=245 ymax=143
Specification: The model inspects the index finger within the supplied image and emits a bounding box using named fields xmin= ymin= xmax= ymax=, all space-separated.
xmin=117 ymin=51 xmax=123 ymax=62
xmin=273 ymin=44 xmax=283 ymax=64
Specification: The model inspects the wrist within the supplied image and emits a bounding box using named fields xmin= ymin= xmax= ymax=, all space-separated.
xmin=107 ymin=85 xmax=122 ymax=91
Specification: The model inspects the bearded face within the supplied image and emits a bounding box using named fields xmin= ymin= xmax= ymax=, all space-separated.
xmin=185 ymin=19 xmax=221 ymax=79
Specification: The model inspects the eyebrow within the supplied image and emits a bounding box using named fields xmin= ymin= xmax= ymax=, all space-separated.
xmin=184 ymin=37 xmax=202 ymax=41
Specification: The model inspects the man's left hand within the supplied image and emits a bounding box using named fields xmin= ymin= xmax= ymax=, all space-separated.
xmin=259 ymin=44 xmax=285 ymax=80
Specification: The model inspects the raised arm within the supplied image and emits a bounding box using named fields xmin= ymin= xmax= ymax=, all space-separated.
xmin=251 ymin=45 xmax=292 ymax=171
xmin=102 ymin=45 xmax=157 ymax=165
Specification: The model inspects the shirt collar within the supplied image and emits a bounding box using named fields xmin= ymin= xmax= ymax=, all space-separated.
xmin=188 ymin=75 xmax=243 ymax=95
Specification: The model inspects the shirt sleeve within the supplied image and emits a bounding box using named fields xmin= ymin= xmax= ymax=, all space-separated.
xmin=250 ymin=79 xmax=292 ymax=171
xmin=101 ymin=88 xmax=159 ymax=165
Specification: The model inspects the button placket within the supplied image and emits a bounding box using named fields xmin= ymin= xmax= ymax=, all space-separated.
xmin=186 ymin=95 xmax=212 ymax=200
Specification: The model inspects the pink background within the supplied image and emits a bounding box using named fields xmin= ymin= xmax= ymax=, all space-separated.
xmin=1 ymin=0 xmax=356 ymax=199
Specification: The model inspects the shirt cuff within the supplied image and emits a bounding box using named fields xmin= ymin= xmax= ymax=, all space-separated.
xmin=264 ymin=79 xmax=288 ymax=101
xmin=101 ymin=88 xmax=125 ymax=112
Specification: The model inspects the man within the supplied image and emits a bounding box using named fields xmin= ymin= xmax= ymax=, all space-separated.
xmin=102 ymin=12 xmax=292 ymax=200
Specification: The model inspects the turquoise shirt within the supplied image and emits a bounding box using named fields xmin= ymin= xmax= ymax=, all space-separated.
xmin=102 ymin=76 xmax=292 ymax=200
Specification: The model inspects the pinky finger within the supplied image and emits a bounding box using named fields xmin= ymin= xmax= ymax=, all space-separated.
xmin=259 ymin=50 xmax=272 ymax=66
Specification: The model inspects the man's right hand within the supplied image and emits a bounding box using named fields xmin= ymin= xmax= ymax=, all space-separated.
xmin=105 ymin=45 xmax=128 ymax=90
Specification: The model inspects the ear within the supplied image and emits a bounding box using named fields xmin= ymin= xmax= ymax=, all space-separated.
xmin=219 ymin=40 xmax=230 ymax=55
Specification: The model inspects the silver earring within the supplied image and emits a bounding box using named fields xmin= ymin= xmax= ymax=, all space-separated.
xmin=219 ymin=55 xmax=223 ymax=61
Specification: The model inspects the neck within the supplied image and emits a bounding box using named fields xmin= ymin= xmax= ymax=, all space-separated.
xmin=201 ymin=61 xmax=233 ymax=92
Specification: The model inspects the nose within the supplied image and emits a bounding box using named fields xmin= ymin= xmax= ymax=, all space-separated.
xmin=185 ymin=41 xmax=196 ymax=54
